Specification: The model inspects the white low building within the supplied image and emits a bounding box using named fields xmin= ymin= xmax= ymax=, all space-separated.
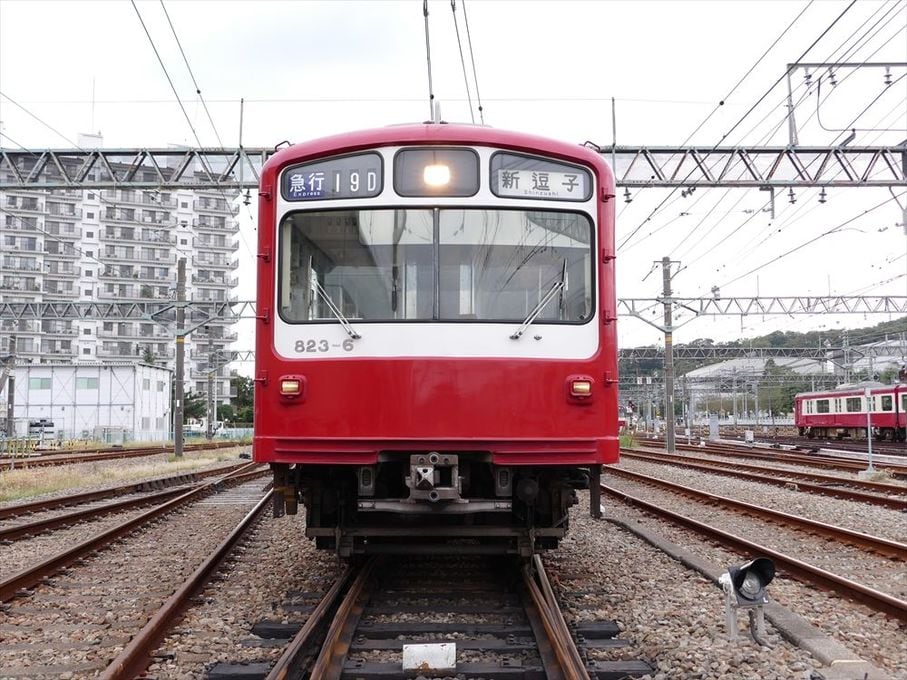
xmin=7 ymin=363 xmax=172 ymax=442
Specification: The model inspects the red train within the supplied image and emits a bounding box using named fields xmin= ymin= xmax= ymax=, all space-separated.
xmin=795 ymin=384 xmax=907 ymax=441
xmin=253 ymin=123 xmax=618 ymax=556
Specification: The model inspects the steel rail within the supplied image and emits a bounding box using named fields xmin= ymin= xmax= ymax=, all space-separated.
xmin=0 ymin=441 xmax=242 ymax=469
xmin=600 ymin=483 xmax=907 ymax=623
xmin=0 ymin=463 xmax=263 ymax=601
xmin=308 ymin=557 xmax=380 ymax=679
xmin=100 ymin=489 xmax=272 ymax=679
xmin=609 ymin=467 xmax=907 ymax=559
xmin=621 ymin=450 xmax=907 ymax=510
xmin=525 ymin=554 xmax=592 ymax=680
xmin=668 ymin=440 xmax=907 ymax=477
xmin=265 ymin=565 xmax=356 ymax=680
xmin=0 ymin=486 xmax=188 ymax=541
xmin=0 ymin=462 xmax=250 ymax=520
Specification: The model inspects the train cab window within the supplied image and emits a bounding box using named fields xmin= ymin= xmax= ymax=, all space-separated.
xmin=881 ymin=395 xmax=893 ymax=411
xmin=815 ymin=399 xmax=830 ymax=414
xmin=845 ymin=397 xmax=861 ymax=412
xmin=278 ymin=208 xmax=593 ymax=324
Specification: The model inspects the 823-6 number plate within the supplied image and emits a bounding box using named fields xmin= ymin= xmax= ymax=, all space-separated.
xmin=294 ymin=339 xmax=355 ymax=353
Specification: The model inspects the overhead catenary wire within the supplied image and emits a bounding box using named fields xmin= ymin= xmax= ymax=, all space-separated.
xmin=450 ymin=0 xmax=475 ymax=124
xmin=618 ymin=0 xmax=828 ymax=252
xmin=158 ymin=0 xmax=226 ymax=150
xmin=423 ymin=0 xmax=435 ymax=119
xmin=461 ymin=0 xmax=485 ymax=124
xmin=646 ymin=3 xmax=906 ymax=284
xmin=130 ymin=0 xmax=255 ymax=263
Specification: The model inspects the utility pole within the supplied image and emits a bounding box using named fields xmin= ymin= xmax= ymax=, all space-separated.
xmin=5 ymin=335 xmax=15 ymax=440
xmin=174 ymin=258 xmax=186 ymax=458
xmin=661 ymin=257 xmax=676 ymax=453
xmin=206 ymin=331 xmax=214 ymax=440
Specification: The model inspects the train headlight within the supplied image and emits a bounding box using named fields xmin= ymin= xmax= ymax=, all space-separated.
xmin=423 ymin=164 xmax=451 ymax=187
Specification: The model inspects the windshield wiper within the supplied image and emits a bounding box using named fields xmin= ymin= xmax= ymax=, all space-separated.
xmin=510 ymin=261 xmax=567 ymax=340
xmin=312 ymin=279 xmax=361 ymax=339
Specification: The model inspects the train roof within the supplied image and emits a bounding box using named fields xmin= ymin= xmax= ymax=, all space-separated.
xmin=796 ymin=381 xmax=904 ymax=398
xmin=261 ymin=122 xmax=614 ymax=189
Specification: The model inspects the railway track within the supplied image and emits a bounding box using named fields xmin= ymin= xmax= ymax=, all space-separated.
xmin=0 ymin=475 xmax=272 ymax=678
xmin=621 ymin=449 xmax=907 ymax=510
xmin=0 ymin=463 xmax=266 ymax=601
xmin=0 ymin=461 xmax=251 ymax=521
xmin=0 ymin=462 xmax=254 ymax=541
xmin=638 ymin=436 xmax=907 ymax=477
xmin=210 ymin=555 xmax=652 ymax=679
xmin=0 ymin=440 xmax=243 ymax=469
xmin=600 ymin=476 xmax=907 ymax=624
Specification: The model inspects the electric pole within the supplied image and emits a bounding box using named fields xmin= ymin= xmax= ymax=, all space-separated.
xmin=661 ymin=257 xmax=676 ymax=453
xmin=174 ymin=258 xmax=186 ymax=458
xmin=206 ymin=332 xmax=214 ymax=440
xmin=5 ymin=335 xmax=15 ymax=440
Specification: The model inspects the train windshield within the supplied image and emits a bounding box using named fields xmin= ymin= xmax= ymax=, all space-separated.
xmin=279 ymin=208 xmax=593 ymax=323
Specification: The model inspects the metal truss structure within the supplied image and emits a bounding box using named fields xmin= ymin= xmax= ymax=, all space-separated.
xmin=0 ymin=300 xmax=258 ymax=323
xmin=2 ymin=296 xmax=904 ymax=323
xmin=621 ymin=346 xmax=858 ymax=360
xmin=1 ymin=145 xmax=905 ymax=190
xmin=620 ymin=295 xmax=907 ymax=332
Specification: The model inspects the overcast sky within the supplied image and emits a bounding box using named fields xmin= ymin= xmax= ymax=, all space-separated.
xmin=1 ymin=0 xmax=906 ymax=358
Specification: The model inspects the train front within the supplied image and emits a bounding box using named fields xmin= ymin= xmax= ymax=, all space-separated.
xmin=254 ymin=124 xmax=617 ymax=556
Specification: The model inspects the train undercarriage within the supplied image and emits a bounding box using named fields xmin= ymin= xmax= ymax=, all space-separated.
xmin=799 ymin=426 xmax=907 ymax=442
xmin=270 ymin=452 xmax=586 ymax=557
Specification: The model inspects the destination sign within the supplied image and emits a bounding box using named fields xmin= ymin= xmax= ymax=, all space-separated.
xmin=282 ymin=153 xmax=383 ymax=201
xmin=491 ymin=153 xmax=592 ymax=202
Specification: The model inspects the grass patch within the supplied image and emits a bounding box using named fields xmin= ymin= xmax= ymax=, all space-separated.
xmin=619 ymin=432 xmax=636 ymax=449
xmin=0 ymin=448 xmax=246 ymax=503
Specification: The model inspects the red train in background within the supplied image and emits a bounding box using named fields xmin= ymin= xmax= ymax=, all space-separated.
xmin=253 ymin=122 xmax=618 ymax=556
xmin=795 ymin=383 xmax=907 ymax=441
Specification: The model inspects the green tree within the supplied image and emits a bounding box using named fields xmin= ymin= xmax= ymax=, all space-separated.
xmin=183 ymin=391 xmax=207 ymax=422
xmin=142 ymin=346 xmax=155 ymax=365
xmin=231 ymin=374 xmax=254 ymax=424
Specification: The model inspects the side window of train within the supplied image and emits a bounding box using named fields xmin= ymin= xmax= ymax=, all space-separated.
xmin=902 ymin=394 xmax=907 ymax=412
xmin=881 ymin=395 xmax=893 ymax=411
xmin=846 ymin=397 xmax=861 ymax=412
xmin=816 ymin=399 xmax=830 ymax=414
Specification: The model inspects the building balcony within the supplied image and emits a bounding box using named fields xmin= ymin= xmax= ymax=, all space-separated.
xmin=194 ymin=239 xmax=239 ymax=252
xmin=41 ymin=325 xmax=77 ymax=337
xmin=3 ymin=202 xmax=45 ymax=214
xmin=192 ymin=330 xmax=238 ymax=343
xmin=96 ymin=346 xmax=138 ymax=359
xmin=1 ymin=261 xmax=41 ymax=273
xmin=195 ymin=257 xmax=239 ymax=270
xmin=44 ymin=248 xmax=80 ymax=260
xmin=1 ymin=221 xmax=40 ymax=233
xmin=0 ymin=281 xmax=41 ymax=292
xmin=97 ymin=286 xmax=142 ymax=300
xmin=192 ymin=275 xmax=238 ymax=288
xmin=43 ymin=288 xmax=77 ymax=298
xmin=101 ymin=229 xmax=177 ymax=246
xmin=44 ymin=226 xmax=81 ymax=239
xmin=102 ymin=190 xmax=176 ymax=208
xmin=45 ymin=266 xmax=81 ymax=278
xmin=46 ymin=206 xmax=82 ymax=219
xmin=100 ymin=252 xmax=177 ymax=266
xmin=1 ymin=322 xmax=40 ymax=336
xmin=40 ymin=347 xmax=76 ymax=358
xmin=193 ymin=218 xmax=239 ymax=234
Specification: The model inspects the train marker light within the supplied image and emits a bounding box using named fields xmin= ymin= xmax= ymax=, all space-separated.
xmin=423 ymin=164 xmax=451 ymax=187
xmin=280 ymin=379 xmax=301 ymax=395
xmin=719 ymin=557 xmax=775 ymax=642
xmin=570 ymin=379 xmax=592 ymax=397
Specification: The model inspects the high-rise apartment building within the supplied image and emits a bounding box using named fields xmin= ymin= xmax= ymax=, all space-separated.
xmin=0 ymin=138 xmax=240 ymax=419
